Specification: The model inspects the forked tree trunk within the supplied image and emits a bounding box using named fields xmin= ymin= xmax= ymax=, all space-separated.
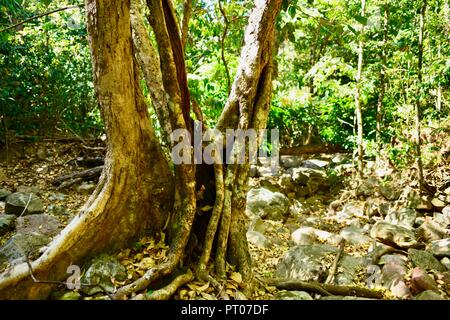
xmin=0 ymin=0 xmax=174 ymax=299
xmin=0 ymin=0 xmax=281 ymax=299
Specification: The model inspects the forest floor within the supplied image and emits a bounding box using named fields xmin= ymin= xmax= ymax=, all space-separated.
xmin=0 ymin=133 xmax=449 ymax=300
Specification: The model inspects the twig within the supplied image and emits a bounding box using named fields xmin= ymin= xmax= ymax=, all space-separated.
xmin=325 ymin=239 xmax=346 ymax=285
xmin=1 ymin=5 xmax=84 ymax=33
xmin=19 ymin=194 xmax=33 ymax=217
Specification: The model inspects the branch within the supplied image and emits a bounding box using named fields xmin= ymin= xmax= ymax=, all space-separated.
xmin=0 ymin=5 xmax=84 ymax=33
xmin=181 ymin=0 xmax=193 ymax=50
xmin=264 ymin=278 xmax=385 ymax=299
xmin=218 ymin=0 xmax=231 ymax=94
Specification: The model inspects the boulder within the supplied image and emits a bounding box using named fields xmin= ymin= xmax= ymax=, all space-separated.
xmin=16 ymin=214 xmax=61 ymax=237
xmin=81 ymin=255 xmax=127 ymax=295
xmin=431 ymin=198 xmax=446 ymax=210
xmin=245 ymin=188 xmax=290 ymax=221
xmin=334 ymin=255 xmax=370 ymax=286
xmin=47 ymin=204 xmax=69 ymax=216
xmin=5 ymin=192 xmax=44 ymax=216
xmin=302 ymin=159 xmax=329 ymax=170
xmin=415 ymin=219 xmax=447 ymax=242
xmin=16 ymin=186 xmax=41 ymax=195
xmin=357 ymin=177 xmax=379 ymax=198
xmin=340 ymin=226 xmax=372 ymax=245
xmin=379 ymin=183 xmax=401 ymax=201
xmin=426 ymin=238 xmax=450 ymax=257
xmin=248 ymin=217 xmax=268 ymax=234
xmin=275 ymin=244 xmax=339 ymax=282
xmin=0 ymin=189 xmax=11 ymax=201
xmin=410 ymin=267 xmax=439 ymax=294
xmin=246 ymin=230 xmax=270 ymax=248
xmin=280 ymin=156 xmax=303 ymax=169
xmin=291 ymin=227 xmax=317 ymax=246
xmin=0 ymin=214 xmax=16 ymax=236
xmin=288 ymin=200 xmax=308 ymax=217
xmin=408 ymin=249 xmax=447 ymax=272
xmin=0 ymin=233 xmax=50 ymax=268
xmin=273 ymin=290 xmax=313 ymax=300
xmin=370 ymin=221 xmax=417 ymax=249
xmin=413 ymin=290 xmax=446 ymax=300
xmin=441 ymin=257 xmax=450 ymax=270
xmin=385 ymin=208 xmax=416 ymax=229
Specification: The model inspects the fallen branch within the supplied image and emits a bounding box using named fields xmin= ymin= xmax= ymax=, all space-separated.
xmin=264 ymin=278 xmax=385 ymax=299
xmin=325 ymin=239 xmax=345 ymax=285
xmin=131 ymin=269 xmax=193 ymax=300
xmin=53 ymin=166 xmax=103 ymax=187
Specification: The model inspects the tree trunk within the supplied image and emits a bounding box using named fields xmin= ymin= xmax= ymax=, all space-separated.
xmin=376 ymin=2 xmax=388 ymax=167
xmin=415 ymin=0 xmax=427 ymax=191
xmin=0 ymin=0 xmax=174 ymax=299
xmin=0 ymin=0 xmax=282 ymax=300
xmin=355 ymin=0 xmax=366 ymax=179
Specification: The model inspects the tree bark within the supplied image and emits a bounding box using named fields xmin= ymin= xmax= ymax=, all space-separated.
xmin=0 ymin=0 xmax=174 ymax=299
xmin=376 ymin=2 xmax=388 ymax=167
xmin=355 ymin=0 xmax=366 ymax=179
xmin=415 ymin=0 xmax=427 ymax=191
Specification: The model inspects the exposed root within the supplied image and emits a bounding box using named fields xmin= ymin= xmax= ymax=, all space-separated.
xmin=325 ymin=239 xmax=346 ymax=285
xmin=264 ymin=277 xmax=385 ymax=299
xmin=131 ymin=269 xmax=193 ymax=300
xmin=197 ymin=164 xmax=224 ymax=273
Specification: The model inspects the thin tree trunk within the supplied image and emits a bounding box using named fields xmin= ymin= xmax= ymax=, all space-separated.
xmin=0 ymin=0 xmax=174 ymax=299
xmin=355 ymin=0 xmax=366 ymax=179
xmin=415 ymin=0 xmax=427 ymax=191
xmin=376 ymin=2 xmax=388 ymax=167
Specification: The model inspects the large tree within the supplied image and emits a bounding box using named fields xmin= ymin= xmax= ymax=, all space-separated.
xmin=0 ymin=0 xmax=282 ymax=299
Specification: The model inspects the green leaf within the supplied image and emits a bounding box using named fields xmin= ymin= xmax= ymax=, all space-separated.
xmin=354 ymin=15 xmax=368 ymax=25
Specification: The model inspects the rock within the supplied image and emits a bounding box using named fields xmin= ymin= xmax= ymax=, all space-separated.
xmin=340 ymin=226 xmax=372 ymax=245
xmin=389 ymin=279 xmax=412 ymax=299
xmin=385 ymin=208 xmax=416 ymax=229
xmin=334 ymin=255 xmax=370 ymax=286
xmin=431 ymin=198 xmax=447 ymax=210
xmin=246 ymin=230 xmax=270 ymax=248
xmin=291 ymin=227 xmax=317 ymax=246
xmin=273 ymin=290 xmax=313 ymax=300
xmin=81 ymin=255 xmax=127 ymax=295
xmin=416 ymin=197 xmax=433 ymax=211
xmin=338 ymin=202 xmax=365 ymax=220
xmin=381 ymin=258 xmax=408 ymax=289
xmin=443 ymin=205 xmax=450 ymax=217
xmin=414 ymin=290 xmax=446 ymax=300
xmin=245 ymin=188 xmax=290 ymax=221
xmin=0 ymin=215 xmax=16 ymax=236
xmin=441 ymin=257 xmax=450 ymax=270
xmin=432 ymin=213 xmax=449 ymax=228
xmin=280 ymin=156 xmax=303 ymax=169
xmin=0 ymin=233 xmax=50 ymax=268
xmin=275 ymin=244 xmax=339 ymax=282
xmin=16 ymin=186 xmax=41 ymax=195
xmin=370 ymin=221 xmax=417 ymax=249
xmin=16 ymin=214 xmax=61 ymax=237
xmin=426 ymin=238 xmax=450 ymax=257
xmin=410 ymin=267 xmax=439 ymax=293
xmin=5 ymin=192 xmax=44 ymax=216
xmin=415 ymin=219 xmax=447 ymax=242
xmin=408 ymin=249 xmax=447 ymax=272
xmin=379 ymin=183 xmax=401 ymax=201
xmin=302 ymin=159 xmax=329 ymax=170
xmin=60 ymin=291 xmax=82 ymax=300
xmin=0 ymin=189 xmax=11 ymax=201
xmin=48 ymin=193 xmax=66 ymax=201
xmin=289 ymin=200 xmax=308 ymax=217
xmin=248 ymin=217 xmax=268 ymax=234
xmin=314 ymin=229 xmax=344 ymax=246
xmin=76 ymin=183 xmax=96 ymax=195
xmin=47 ymin=204 xmax=69 ymax=216
xmin=357 ymin=177 xmax=379 ymax=197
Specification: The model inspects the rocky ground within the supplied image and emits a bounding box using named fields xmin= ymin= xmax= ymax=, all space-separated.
xmin=0 ymin=141 xmax=449 ymax=300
